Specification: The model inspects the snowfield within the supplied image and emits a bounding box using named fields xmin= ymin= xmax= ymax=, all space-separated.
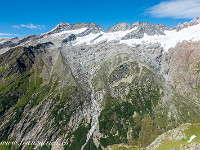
xmin=53 ymin=28 xmax=87 ymax=37
xmin=66 ymin=23 xmax=200 ymax=52
xmin=121 ymin=23 xmax=200 ymax=51
xmin=73 ymin=28 xmax=137 ymax=45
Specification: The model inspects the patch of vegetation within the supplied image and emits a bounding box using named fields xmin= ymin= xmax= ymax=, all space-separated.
xmin=38 ymin=144 xmax=51 ymax=150
xmin=64 ymin=121 xmax=91 ymax=150
xmin=0 ymin=66 xmax=6 ymax=74
xmin=196 ymin=84 xmax=200 ymax=98
xmin=196 ymin=62 xmax=200 ymax=74
xmin=105 ymin=144 xmax=139 ymax=150
xmin=99 ymin=91 xmax=161 ymax=147
xmin=173 ymin=93 xmax=200 ymax=125
xmin=0 ymin=137 xmax=20 ymax=150
xmin=23 ymin=144 xmax=34 ymax=150
xmin=51 ymin=99 xmax=71 ymax=127
xmin=97 ymin=64 xmax=162 ymax=148
xmin=83 ymin=136 xmax=101 ymax=150
xmin=0 ymin=95 xmax=18 ymax=116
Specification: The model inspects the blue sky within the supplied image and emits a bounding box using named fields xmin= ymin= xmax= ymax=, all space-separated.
xmin=0 ymin=0 xmax=200 ymax=38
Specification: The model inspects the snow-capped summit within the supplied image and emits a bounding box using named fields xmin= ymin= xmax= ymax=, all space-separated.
xmin=38 ymin=22 xmax=104 ymax=39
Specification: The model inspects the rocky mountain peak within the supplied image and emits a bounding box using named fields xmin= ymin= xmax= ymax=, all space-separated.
xmin=39 ymin=22 xmax=104 ymax=38
xmin=132 ymin=21 xmax=141 ymax=27
xmin=122 ymin=21 xmax=168 ymax=40
xmin=191 ymin=17 xmax=200 ymax=24
xmin=107 ymin=22 xmax=131 ymax=32
xmin=72 ymin=22 xmax=102 ymax=30
xmin=72 ymin=22 xmax=104 ymax=35
xmin=50 ymin=22 xmax=73 ymax=33
xmin=172 ymin=17 xmax=200 ymax=31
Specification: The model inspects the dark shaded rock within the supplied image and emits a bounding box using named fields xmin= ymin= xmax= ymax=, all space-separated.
xmin=62 ymin=34 xmax=76 ymax=43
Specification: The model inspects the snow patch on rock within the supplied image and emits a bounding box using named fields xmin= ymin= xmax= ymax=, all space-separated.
xmin=187 ymin=135 xmax=196 ymax=142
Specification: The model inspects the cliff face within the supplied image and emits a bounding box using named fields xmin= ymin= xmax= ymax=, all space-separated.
xmin=0 ymin=20 xmax=200 ymax=150
xmin=162 ymin=41 xmax=200 ymax=103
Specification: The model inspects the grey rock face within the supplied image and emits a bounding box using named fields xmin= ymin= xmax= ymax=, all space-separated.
xmin=122 ymin=22 xmax=168 ymax=40
xmin=132 ymin=21 xmax=141 ymax=27
xmin=107 ymin=22 xmax=131 ymax=32
xmin=18 ymin=35 xmax=36 ymax=45
xmin=0 ymin=36 xmax=38 ymax=55
xmin=62 ymin=34 xmax=76 ymax=43
xmin=49 ymin=22 xmax=73 ymax=34
xmin=75 ymin=22 xmax=104 ymax=36
xmin=0 ymin=37 xmax=19 ymax=49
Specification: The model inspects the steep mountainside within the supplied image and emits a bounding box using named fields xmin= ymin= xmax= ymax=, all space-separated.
xmin=0 ymin=18 xmax=200 ymax=150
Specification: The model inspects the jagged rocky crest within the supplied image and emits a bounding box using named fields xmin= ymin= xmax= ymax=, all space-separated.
xmin=1 ymin=17 xmax=200 ymax=55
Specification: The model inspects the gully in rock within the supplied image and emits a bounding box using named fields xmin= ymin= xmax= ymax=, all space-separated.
xmin=81 ymin=81 xmax=100 ymax=150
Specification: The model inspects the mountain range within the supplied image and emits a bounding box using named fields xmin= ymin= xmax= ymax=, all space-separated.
xmin=0 ymin=18 xmax=200 ymax=150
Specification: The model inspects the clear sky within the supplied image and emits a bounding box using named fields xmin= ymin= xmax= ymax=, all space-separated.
xmin=0 ymin=0 xmax=200 ymax=38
